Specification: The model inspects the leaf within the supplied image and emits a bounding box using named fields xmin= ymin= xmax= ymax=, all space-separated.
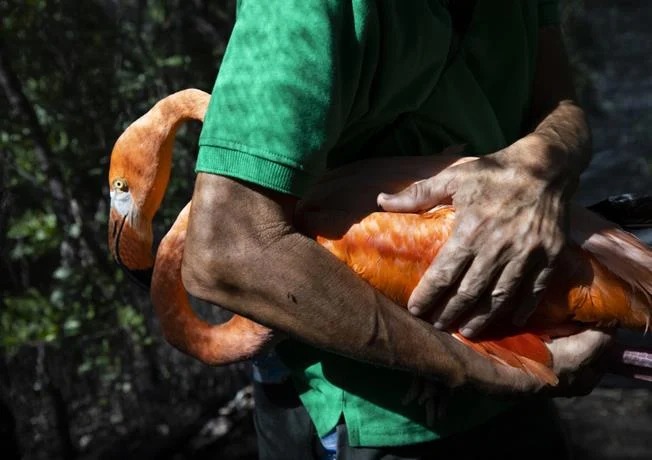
xmin=68 ymin=222 xmax=81 ymax=238
xmin=63 ymin=318 xmax=81 ymax=336
xmin=53 ymin=266 xmax=73 ymax=281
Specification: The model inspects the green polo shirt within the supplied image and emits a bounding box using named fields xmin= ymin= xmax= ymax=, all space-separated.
xmin=197 ymin=0 xmax=559 ymax=447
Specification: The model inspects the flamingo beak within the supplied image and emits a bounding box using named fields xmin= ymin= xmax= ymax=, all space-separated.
xmin=109 ymin=207 xmax=154 ymax=290
xmin=122 ymin=264 xmax=153 ymax=291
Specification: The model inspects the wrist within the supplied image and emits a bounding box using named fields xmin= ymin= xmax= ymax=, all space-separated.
xmin=530 ymin=100 xmax=591 ymax=177
xmin=490 ymin=134 xmax=583 ymax=197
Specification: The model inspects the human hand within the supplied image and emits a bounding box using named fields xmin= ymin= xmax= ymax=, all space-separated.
xmin=403 ymin=330 xmax=611 ymax=423
xmin=544 ymin=328 xmax=614 ymax=397
xmin=377 ymin=136 xmax=578 ymax=337
xmin=445 ymin=328 xmax=613 ymax=398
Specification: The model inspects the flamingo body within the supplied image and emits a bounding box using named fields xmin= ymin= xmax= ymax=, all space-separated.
xmin=109 ymin=89 xmax=652 ymax=385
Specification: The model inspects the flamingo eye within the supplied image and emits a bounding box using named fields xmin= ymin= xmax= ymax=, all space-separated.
xmin=112 ymin=178 xmax=129 ymax=192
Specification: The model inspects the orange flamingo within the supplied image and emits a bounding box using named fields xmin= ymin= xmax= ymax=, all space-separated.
xmin=108 ymin=89 xmax=652 ymax=386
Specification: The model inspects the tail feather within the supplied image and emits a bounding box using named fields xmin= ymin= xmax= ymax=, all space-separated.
xmin=570 ymin=205 xmax=652 ymax=329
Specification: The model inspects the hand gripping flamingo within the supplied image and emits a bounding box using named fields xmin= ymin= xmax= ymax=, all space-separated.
xmin=108 ymin=89 xmax=652 ymax=387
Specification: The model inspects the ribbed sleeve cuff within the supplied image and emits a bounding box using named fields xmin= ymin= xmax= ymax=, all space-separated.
xmin=195 ymin=144 xmax=315 ymax=198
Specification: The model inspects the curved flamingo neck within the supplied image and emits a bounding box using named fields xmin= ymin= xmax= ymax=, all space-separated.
xmin=156 ymin=88 xmax=210 ymax=128
xmin=138 ymin=89 xmax=210 ymax=220
xmin=151 ymin=205 xmax=274 ymax=365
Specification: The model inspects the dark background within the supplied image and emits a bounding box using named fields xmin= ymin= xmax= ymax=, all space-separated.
xmin=1 ymin=1 xmax=650 ymax=458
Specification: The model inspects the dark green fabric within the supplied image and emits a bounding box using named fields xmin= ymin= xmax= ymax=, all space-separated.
xmin=197 ymin=0 xmax=559 ymax=447
xmin=332 ymin=399 xmax=570 ymax=459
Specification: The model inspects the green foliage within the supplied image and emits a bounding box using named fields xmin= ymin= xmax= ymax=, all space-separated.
xmin=0 ymin=0 xmax=236 ymax=377
xmin=7 ymin=210 xmax=60 ymax=259
xmin=117 ymin=305 xmax=149 ymax=345
xmin=1 ymin=289 xmax=59 ymax=347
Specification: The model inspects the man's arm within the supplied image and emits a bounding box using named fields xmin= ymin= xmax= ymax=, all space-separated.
xmin=378 ymin=26 xmax=592 ymax=337
xmin=181 ymin=173 xmax=544 ymax=393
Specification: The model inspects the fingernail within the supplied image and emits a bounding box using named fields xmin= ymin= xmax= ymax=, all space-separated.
xmin=460 ymin=327 xmax=474 ymax=338
xmin=409 ymin=306 xmax=421 ymax=315
xmin=434 ymin=321 xmax=445 ymax=330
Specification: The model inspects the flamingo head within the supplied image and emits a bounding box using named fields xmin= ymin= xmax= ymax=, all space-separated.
xmin=107 ymin=89 xmax=210 ymax=289
xmin=108 ymin=113 xmax=175 ymax=289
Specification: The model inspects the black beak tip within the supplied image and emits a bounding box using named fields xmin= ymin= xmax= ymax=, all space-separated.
xmin=122 ymin=266 xmax=153 ymax=291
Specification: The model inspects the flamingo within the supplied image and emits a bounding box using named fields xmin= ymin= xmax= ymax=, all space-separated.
xmin=108 ymin=89 xmax=652 ymax=387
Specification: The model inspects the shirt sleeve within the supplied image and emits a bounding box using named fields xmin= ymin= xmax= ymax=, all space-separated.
xmin=537 ymin=0 xmax=559 ymax=27
xmin=197 ymin=0 xmax=372 ymax=197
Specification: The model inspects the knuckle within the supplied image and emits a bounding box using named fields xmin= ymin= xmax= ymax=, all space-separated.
xmin=440 ymin=297 xmax=473 ymax=320
xmin=455 ymin=289 xmax=480 ymax=304
xmin=424 ymin=270 xmax=455 ymax=288
xmin=520 ymin=233 xmax=541 ymax=251
xmin=489 ymin=303 xmax=507 ymax=316
xmin=544 ymin=234 xmax=565 ymax=256
xmin=491 ymin=286 xmax=511 ymax=302
xmin=490 ymin=288 xmax=512 ymax=311
xmin=450 ymin=243 xmax=476 ymax=264
xmin=505 ymin=262 xmax=527 ymax=282
xmin=525 ymin=241 xmax=544 ymax=256
xmin=406 ymin=181 xmax=430 ymax=203
xmin=455 ymin=216 xmax=485 ymax=241
xmin=403 ymin=183 xmax=421 ymax=200
xmin=532 ymin=283 xmax=548 ymax=295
